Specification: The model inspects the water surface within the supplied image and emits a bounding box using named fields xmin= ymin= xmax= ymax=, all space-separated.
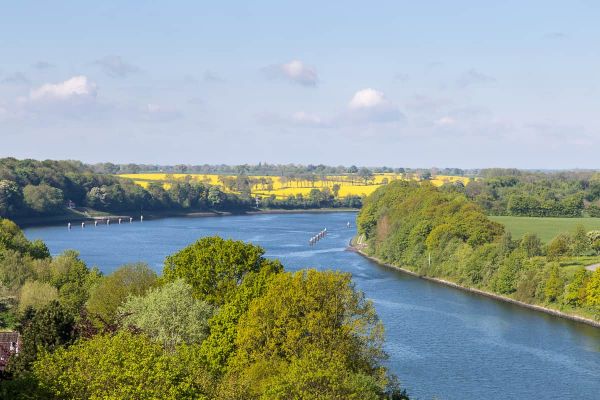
xmin=25 ymin=212 xmax=600 ymax=400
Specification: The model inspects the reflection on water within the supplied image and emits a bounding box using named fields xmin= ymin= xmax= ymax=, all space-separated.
xmin=25 ymin=212 xmax=600 ymax=400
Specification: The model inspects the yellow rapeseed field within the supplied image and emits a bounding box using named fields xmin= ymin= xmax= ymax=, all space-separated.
xmin=119 ymin=173 xmax=472 ymax=199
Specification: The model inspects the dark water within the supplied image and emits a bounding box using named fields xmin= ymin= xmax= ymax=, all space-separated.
xmin=25 ymin=212 xmax=600 ymax=400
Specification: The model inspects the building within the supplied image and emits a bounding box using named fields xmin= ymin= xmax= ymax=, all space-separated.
xmin=0 ymin=332 xmax=20 ymax=372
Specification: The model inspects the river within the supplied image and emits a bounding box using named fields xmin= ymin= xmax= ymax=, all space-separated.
xmin=24 ymin=212 xmax=600 ymax=400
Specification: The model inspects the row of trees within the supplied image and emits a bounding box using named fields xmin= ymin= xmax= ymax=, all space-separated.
xmin=0 ymin=219 xmax=409 ymax=399
xmin=0 ymin=158 xmax=250 ymax=218
xmin=0 ymin=158 xmax=367 ymax=219
xmin=358 ymin=181 xmax=600 ymax=319
xmin=451 ymin=170 xmax=600 ymax=217
xmin=99 ymin=161 xmax=463 ymax=177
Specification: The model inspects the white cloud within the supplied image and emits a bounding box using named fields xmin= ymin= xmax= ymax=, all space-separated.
xmin=29 ymin=76 xmax=97 ymax=101
xmin=349 ymin=88 xmax=388 ymax=109
xmin=264 ymin=60 xmax=318 ymax=86
xmin=94 ymin=55 xmax=140 ymax=78
xmin=347 ymin=88 xmax=402 ymax=123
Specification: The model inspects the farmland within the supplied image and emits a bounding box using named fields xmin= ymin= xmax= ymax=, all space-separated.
xmin=490 ymin=215 xmax=600 ymax=243
xmin=118 ymin=173 xmax=472 ymax=199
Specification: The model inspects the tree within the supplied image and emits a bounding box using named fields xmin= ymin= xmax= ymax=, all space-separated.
xmin=32 ymin=331 xmax=216 ymax=400
xmin=18 ymin=281 xmax=58 ymax=313
xmin=163 ymin=236 xmax=283 ymax=306
xmin=358 ymin=168 xmax=374 ymax=185
xmin=119 ymin=279 xmax=213 ymax=352
xmin=22 ymin=184 xmax=64 ymax=214
xmin=585 ymin=268 xmax=600 ymax=314
xmin=332 ymin=183 xmax=341 ymax=198
xmin=86 ymin=263 xmax=157 ymax=327
xmin=520 ymin=233 xmax=543 ymax=257
xmin=571 ymin=224 xmax=591 ymax=256
xmin=200 ymin=261 xmax=282 ymax=374
xmin=547 ymin=233 xmax=571 ymax=260
xmin=0 ymin=180 xmax=21 ymax=217
xmin=563 ymin=268 xmax=588 ymax=307
xmin=544 ymin=264 xmax=564 ymax=302
xmin=50 ymin=250 xmax=99 ymax=313
xmin=227 ymin=269 xmax=392 ymax=399
xmin=8 ymin=300 xmax=76 ymax=375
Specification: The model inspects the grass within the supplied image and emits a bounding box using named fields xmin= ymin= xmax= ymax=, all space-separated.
xmin=119 ymin=173 xmax=472 ymax=199
xmin=490 ymin=216 xmax=600 ymax=243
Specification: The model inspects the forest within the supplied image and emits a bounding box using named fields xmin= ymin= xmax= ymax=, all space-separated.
xmin=0 ymin=218 xmax=408 ymax=399
xmin=453 ymin=169 xmax=600 ymax=217
xmin=357 ymin=181 xmax=600 ymax=321
xmin=0 ymin=158 xmax=360 ymax=221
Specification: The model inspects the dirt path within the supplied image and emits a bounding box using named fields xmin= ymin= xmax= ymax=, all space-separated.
xmin=585 ymin=263 xmax=600 ymax=272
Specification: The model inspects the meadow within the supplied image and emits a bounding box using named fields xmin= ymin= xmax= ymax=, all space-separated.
xmin=490 ymin=216 xmax=600 ymax=243
xmin=119 ymin=173 xmax=472 ymax=199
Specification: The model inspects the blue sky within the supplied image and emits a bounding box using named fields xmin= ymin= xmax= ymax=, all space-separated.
xmin=1 ymin=1 xmax=599 ymax=168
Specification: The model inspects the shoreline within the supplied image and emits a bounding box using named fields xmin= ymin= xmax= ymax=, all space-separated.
xmin=349 ymin=244 xmax=600 ymax=329
xmin=16 ymin=208 xmax=359 ymax=228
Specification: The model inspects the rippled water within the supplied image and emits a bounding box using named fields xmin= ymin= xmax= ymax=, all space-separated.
xmin=25 ymin=212 xmax=600 ymax=400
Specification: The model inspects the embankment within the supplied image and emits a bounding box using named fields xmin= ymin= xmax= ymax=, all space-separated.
xmin=349 ymin=242 xmax=600 ymax=329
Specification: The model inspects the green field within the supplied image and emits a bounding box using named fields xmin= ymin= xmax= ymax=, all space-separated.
xmin=490 ymin=216 xmax=600 ymax=243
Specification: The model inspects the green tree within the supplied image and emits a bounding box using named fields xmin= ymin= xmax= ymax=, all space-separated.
xmin=544 ymin=264 xmax=564 ymax=302
xmin=18 ymin=280 xmax=58 ymax=313
xmin=585 ymin=268 xmax=600 ymax=314
xmin=119 ymin=279 xmax=213 ymax=352
xmin=228 ymin=269 xmax=392 ymax=399
xmin=32 ymin=331 xmax=216 ymax=400
xmin=163 ymin=236 xmax=283 ymax=306
xmin=86 ymin=263 xmax=157 ymax=327
xmin=200 ymin=261 xmax=282 ymax=374
xmin=563 ymin=268 xmax=588 ymax=307
xmin=50 ymin=250 xmax=99 ymax=313
xmin=571 ymin=224 xmax=591 ymax=256
xmin=8 ymin=300 xmax=76 ymax=375
xmin=546 ymin=233 xmax=571 ymax=260
xmin=22 ymin=184 xmax=64 ymax=214
xmin=0 ymin=180 xmax=21 ymax=217
xmin=520 ymin=233 xmax=543 ymax=257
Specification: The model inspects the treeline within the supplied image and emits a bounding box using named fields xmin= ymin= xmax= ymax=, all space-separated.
xmin=0 ymin=158 xmax=363 ymax=220
xmin=96 ymin=161 xmax=466 ymax=177
xmin=0 ymin=218 xmax=408 ymax=399
xmin=0 ymin=158 xmax=249 ymax=219
xmin=358 ymin=181 xmax=600 ymax=320
xmin=451 ymin=169 xmax=600 ymax=217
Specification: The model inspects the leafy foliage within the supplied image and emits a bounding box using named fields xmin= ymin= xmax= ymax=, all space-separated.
xmin=86 ymin=263 xmax=157 ymax=327
xmin=358 ymin=181 xmax=600 ymax=320
xmin=163 ymin=236 xmax=283 ymax=306
xmin=119 ymin=279 xmax=213 ymax=351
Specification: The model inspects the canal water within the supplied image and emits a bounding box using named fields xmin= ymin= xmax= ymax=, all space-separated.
xmin=24 ymin=212 xmax=600 ymax=400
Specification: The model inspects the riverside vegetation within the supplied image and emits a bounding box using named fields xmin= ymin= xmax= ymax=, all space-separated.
xmin=357 ymin=181 xmax=600 ymax=322
xmin=0 ymin=218 xmax=409 ymax=399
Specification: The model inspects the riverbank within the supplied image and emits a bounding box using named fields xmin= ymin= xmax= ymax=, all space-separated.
xmin=14 ymin=207 xmax=359 ymax=228
xmin=349 ymin=242 xmax=600 ymax=329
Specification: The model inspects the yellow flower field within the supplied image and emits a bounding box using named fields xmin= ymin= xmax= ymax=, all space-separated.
xmin=119 ymin=173 xmax=471 ymax=199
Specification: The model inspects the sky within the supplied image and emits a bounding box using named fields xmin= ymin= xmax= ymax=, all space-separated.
xmin=1 ymin=1 xmax=599 ymax=168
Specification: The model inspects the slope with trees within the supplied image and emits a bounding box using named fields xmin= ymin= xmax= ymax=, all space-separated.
xmin=357 ymin=181 xmax=600 ymax=322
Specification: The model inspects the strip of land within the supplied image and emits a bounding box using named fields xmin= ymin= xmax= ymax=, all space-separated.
xmin=349 ymin=241 xmax=600 ymax=329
